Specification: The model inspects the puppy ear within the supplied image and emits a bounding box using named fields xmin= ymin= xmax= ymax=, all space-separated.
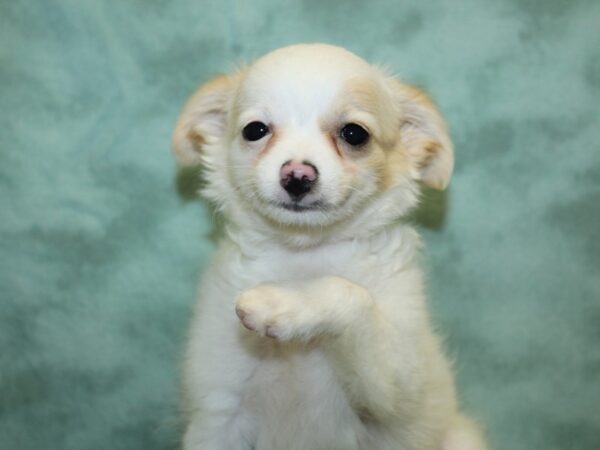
xmin=171 ymin=74 xmax=237 ymax=166
xmin=389 ymin=81 xmax=454 ymax=190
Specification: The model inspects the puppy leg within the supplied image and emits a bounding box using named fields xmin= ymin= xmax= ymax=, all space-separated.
xmin=442 ymin=414 xmax=489 ymax=450
xmin=235 ymin=276 xmax=383 ymax=343
xmin=235 ymin=276 xmax=421 ymax=422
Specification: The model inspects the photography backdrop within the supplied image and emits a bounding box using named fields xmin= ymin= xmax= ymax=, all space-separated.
xmin=1 ymin=1 xmax=599 ymax=449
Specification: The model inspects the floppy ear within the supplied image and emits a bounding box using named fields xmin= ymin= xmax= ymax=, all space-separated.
xmin=171 ymin=74 xmax=237 ymax=166
xmin=389 ymin=81 xmax=454 ymax=190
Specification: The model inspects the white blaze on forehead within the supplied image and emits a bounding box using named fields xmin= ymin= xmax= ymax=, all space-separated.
xmin=236 ymin=44 xmax=377 ymax=126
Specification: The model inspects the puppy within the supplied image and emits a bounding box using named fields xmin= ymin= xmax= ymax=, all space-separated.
xmin=172 ymin=43 xmax=489 ymax=450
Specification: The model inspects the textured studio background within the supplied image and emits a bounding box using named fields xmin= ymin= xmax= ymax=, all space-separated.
xmin=1 ymin=0 xmax=599 ymax=449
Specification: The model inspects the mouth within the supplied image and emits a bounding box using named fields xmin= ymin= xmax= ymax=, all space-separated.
xmin=271 ymin=201 xmax=329 ymax=212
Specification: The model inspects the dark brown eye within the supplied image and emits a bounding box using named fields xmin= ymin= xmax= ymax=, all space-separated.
xmin=242 ymin=121 xmax=269 ymax=141
xmin=340 ymin=123 xmax=369 ymax=147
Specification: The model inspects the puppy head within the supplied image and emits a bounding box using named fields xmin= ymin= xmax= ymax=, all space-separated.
xmin=173 ymin=44 xmax=453 ymax=234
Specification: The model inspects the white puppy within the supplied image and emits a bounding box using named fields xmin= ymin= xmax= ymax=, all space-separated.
xmin=172 ymin=43 xmax=489 ymax=450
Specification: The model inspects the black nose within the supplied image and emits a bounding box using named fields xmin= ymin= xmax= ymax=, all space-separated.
xmin=281 ymin=176 xmax=313 ymax=201
xmin=279 ymin=161 xmax=319 ymax=202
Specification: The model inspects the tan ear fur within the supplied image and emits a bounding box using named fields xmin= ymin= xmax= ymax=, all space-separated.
xmin=389 ymin=81 xmax=454 ymax=190
xmin=171 ymin=75 xmax=236 ymax=166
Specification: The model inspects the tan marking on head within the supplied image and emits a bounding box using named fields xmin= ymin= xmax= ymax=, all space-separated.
xmin=341 ymin=77 xmax=382 ymax=115
xmin=327 ymin=133 xmax=343 ymax=158
xmin=387 ymin=80 xmax=454 ymax=190
xmin=185 ymin=125 xmax=205 ymax=148
xmin=381 ymin=143 xmax=411 ymax=190
xmin=320 ymin=77 xmax=383 ymax=133
xmin=254 ymin=130 xmax=279 ymax=164
xmin=416 ymin=140 xmax=442 ymax=170
xmin=172 ymin=73 xmax=241 ymax=166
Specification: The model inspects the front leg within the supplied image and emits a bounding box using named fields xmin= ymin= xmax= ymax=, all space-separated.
xmin=235 ymin=277 xmax=418 ymax=422
xmin=235 ymin=277 xmax=372 ymax=341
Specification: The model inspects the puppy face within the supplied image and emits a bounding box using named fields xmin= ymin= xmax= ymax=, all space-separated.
xmin=173 ymin=44 xmax=453 ymax=231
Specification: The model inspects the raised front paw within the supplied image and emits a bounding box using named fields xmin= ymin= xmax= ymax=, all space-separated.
xmin=235 ymin=284 xmax=318 ymax=341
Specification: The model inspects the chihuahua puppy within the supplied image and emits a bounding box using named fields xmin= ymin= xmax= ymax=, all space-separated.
xmin=172 ymin=43 xmax=489 ymax=450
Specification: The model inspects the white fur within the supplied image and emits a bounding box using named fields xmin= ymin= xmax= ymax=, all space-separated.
xmin=173 ymin=44 xmax=489 ymax=450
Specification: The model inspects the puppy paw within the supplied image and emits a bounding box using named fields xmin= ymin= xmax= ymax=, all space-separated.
xmin=235 ymin=285 xmax=317 ymax=341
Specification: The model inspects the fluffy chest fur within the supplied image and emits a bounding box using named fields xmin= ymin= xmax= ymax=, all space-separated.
xmin=243 ymin=344 xmax=362 ymax=450
xmin=183 ymin=227 xmax=432 ymax=450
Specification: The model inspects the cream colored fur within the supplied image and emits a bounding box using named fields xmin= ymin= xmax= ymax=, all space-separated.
xmin=172 ymin=43 xmax=489 ymax=450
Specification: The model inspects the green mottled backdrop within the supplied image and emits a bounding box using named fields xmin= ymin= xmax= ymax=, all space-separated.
xmin=1 ymin=0 xmax=599 ymax=449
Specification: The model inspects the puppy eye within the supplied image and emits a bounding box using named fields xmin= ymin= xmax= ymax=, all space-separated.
xmin=242 ymin=121 xmax=270 ymax=141
xmin=339 ymin=123 xmax=369 ymax=147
